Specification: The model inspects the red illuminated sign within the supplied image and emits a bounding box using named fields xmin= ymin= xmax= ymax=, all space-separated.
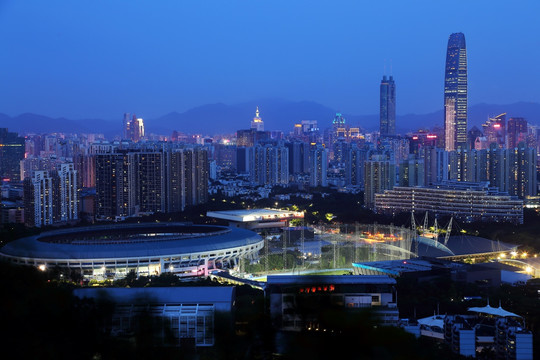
xmin=299 ymin=284 xmax=335 ymax=294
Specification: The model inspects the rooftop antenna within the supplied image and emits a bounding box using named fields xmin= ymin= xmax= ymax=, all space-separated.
xmin=390 ymin=59 xmax=393 ymax=76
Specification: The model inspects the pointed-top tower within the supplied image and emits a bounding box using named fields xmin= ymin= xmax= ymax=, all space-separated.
xmin=251 ymin=106 xmax=264 ymax=131
xmin=444 ymin=32 xmax=468 ymax=151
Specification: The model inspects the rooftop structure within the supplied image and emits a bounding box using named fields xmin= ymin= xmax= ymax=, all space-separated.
xmin=207 ymin=208 xmax=304 ymax=230
xmin=402 ymin=303 xmax=532 ymax=359
xmin=250 ymin=107 xmax=264 ymax=131
xmin=352 ymin=257 xmax=454 ymax=277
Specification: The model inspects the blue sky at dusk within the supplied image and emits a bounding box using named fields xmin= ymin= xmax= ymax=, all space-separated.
xmin=1 ymin=0 xmax=539 ymax=120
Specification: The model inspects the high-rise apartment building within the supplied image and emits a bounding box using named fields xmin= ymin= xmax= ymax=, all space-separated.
xmin=399 ymin=156 xmax=425 ymax=187
xmin=443 ymin=144 xmax=537 ymax=199
xmin=309 ymin=144 xmax=328 ymax=187
xmin=248 ymin=144 xmax=289 ymax=186
xmin=364 ymin=155 xmax=395 ymax=209
xmin=345 ymin=144 xmax=367 ymax=187
xmin=0 ymin=128 xmax=25 ymax=182
xmin=95 ymin=146 xmax=209 ymax=220
xmin=95 ymin=152 xmax=135 ymax=219
xmin=509 ymin=145 xmax=537 ymax=199
xmin=422 ymin=147 xmax=449 ymax=185
xmin=184 ymin=148 xmax=210 ymax=207
xmin=24 ymin=171 xmax=57 ymax=227
xmin=23 ymin=164 xmax=79 ymax=227
xmin=444 ymin=33 xmax=468 ymax=151
xmin=57 ymin=163 xmax=79 ymax=222
xmin=136 ymin=152 xmax=165 ymax=213
xmin=380 ymin=75 xmax=396 ymax=136
xmin=507 ymin=117 xmax=528 ymax=149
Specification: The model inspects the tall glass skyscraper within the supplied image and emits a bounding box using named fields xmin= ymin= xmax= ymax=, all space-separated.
xmin=444 ymin=33 xmax=468 ymax=151
xmin=380 ymin=75 xmax=396 ymax=136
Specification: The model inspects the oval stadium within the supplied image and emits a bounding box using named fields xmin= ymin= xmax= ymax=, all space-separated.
xmin=0 ymin=223 xmax=263 ymax=280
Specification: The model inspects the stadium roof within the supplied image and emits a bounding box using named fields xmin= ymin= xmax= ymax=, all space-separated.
xmin=416 ymin=235 xmax=517 ymax=258
xmin=0 ymin=223 xmax=261 ymax=260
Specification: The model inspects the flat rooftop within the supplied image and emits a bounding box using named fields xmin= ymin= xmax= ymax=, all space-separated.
xmin=207 ymin=208 xmax=304 ymax=222
xmin=352 ymin=258 xmax=450 ymax=276
xmin=266 ymin=275 xmax=396 ymax=285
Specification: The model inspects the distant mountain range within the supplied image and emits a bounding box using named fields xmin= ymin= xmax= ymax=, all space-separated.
xmin=1 ymin=100 xmax=540 ymax=137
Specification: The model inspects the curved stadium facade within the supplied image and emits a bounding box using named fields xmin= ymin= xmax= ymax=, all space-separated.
xmin=0 ymin=223 xmax=263 ymax=280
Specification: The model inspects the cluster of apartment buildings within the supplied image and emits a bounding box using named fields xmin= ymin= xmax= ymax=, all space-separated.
xmin=0 ymin=123 xmax=210 ymax=227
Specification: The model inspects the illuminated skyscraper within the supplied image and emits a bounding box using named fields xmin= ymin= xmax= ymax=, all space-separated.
xmin=380 ymin=75 xmax=396 ymax=136
xmin=444 ymin=33 xmax=468 ymax=151
xmin=123 ymin=114 xmax=145 ymax=142
xmin=482 ymin=113 xmax=506 ymax=148
xmin=251 ymin=107 xmax=264 ymax=131
xmin=0 ymin=128 xmax=25 ymax=182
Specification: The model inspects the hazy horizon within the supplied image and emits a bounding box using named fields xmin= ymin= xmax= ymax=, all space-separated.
xmin=2 ymin=98 xmax=539 ymax=122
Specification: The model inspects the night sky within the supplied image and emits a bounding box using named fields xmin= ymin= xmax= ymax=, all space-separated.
xmin=1 ymin=1 xmax=539 ymax=120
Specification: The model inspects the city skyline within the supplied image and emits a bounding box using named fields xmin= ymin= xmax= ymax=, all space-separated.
xmin=1 ymin=2 xmax=539 ymax=358
xmin=1 ymin=1 xmax=539 ymax=121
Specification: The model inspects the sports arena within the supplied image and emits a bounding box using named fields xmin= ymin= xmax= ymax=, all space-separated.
xmin=0 ymin=223 xmax=263 ymax=280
